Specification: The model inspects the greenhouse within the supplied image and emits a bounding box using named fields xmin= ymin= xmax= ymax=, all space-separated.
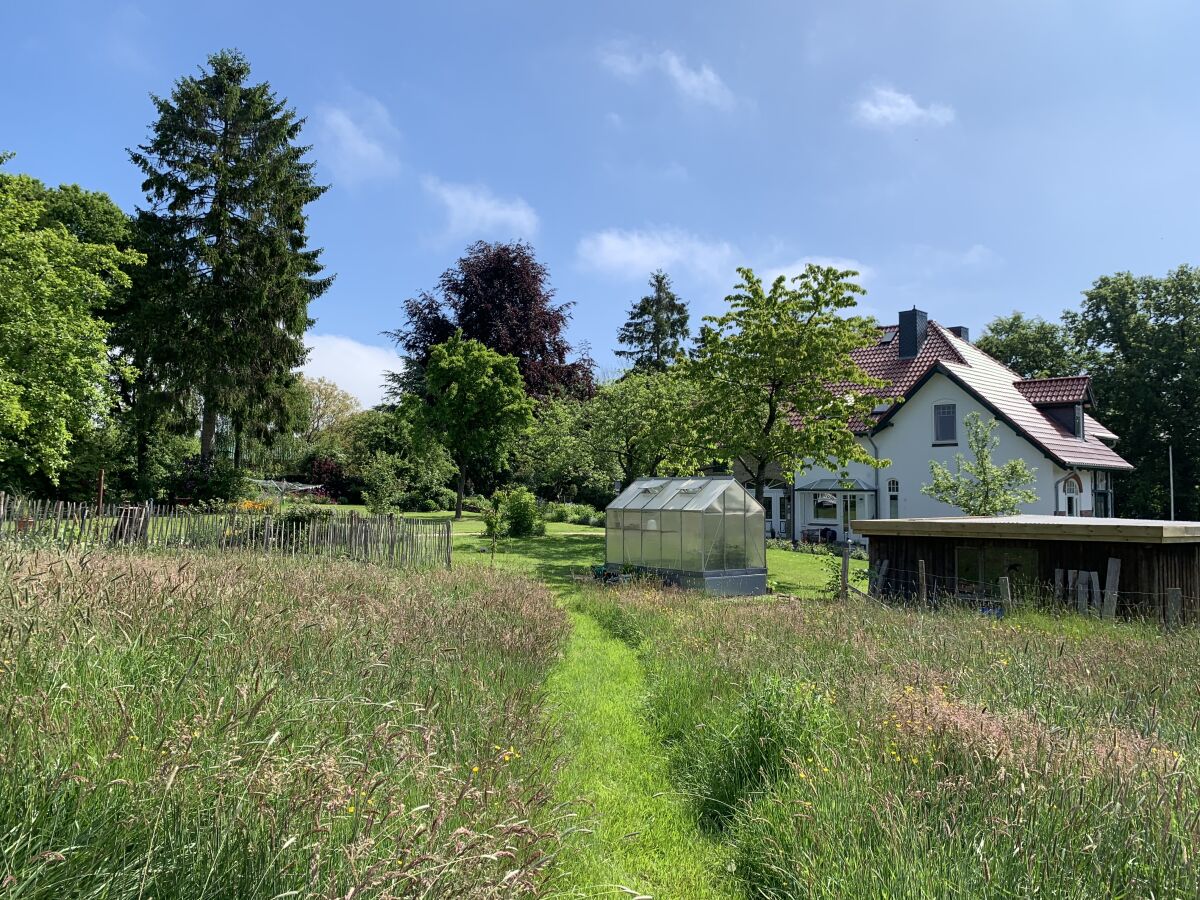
xmin=605 ymin=475 xmax=767 ymax=596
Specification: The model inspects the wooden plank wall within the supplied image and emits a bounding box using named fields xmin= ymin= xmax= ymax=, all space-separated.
xmin=869 ymin=533 xmax=1200 ymax=622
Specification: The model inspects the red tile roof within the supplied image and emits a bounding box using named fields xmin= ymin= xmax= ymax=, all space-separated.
xmin=799 ymin=320 xmax=1132 ymax=472
xmin=1014 ymin=376 xmax=1092 ymax=405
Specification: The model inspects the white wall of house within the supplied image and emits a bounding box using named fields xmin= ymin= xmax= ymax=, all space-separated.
xmin=792 ymin=373 xmax=1109 ymax=540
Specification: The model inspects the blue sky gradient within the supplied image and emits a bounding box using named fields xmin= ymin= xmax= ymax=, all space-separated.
xmin=4 ymin=1 xmax=1198 ymax=403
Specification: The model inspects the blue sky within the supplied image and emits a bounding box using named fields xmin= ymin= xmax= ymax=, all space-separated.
xmin=5 ymin=1 xmax=1199 ymax=404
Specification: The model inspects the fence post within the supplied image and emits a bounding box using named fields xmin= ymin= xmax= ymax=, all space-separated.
xmin=1167 ymin=587 xmax=1182 ymax=632
xmin=998 ymin=576 xmax=1011 ymax=610
xmin=1076 ymin=574 xmax=1089 ymax=616
xmin=1101 ymin=558 xmax=1120 ymax=621
xmin=917 ymin=559 xmax=927 ymax=606
xmin=264 ymin=515 xmax=273 ymax=554
xmin=840 ymin=546 xmax=850 ymax=601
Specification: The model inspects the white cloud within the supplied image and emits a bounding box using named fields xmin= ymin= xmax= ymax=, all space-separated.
xmin=422 ymin=176 xmax=538 ymax=240
xmin=600 ymin=45 xmax=736 ymax=110
xmin=760 ymin=256 xmax=875 ymax=287
xmin=605 ymin=111 xmax=624 ymax=129
xmin=577 ymin=227 xmax=736 ymax=281
xmin=303 ymin=334 xmax=401 ymax=407
xmin=853 ymin=86 xmax=954 ymax=129
xmin=315 ymin=94 xmax=401 ymax=186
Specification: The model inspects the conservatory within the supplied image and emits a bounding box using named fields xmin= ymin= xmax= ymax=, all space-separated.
xmin=605 ymin=476 xmax=767 ymax=596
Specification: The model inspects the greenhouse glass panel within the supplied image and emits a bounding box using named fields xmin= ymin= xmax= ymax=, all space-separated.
xmin=641 ymin=513 xmax=662 ymax=569
xmin=725 ymin=487 xmax=747 ymax=569
xmin=703 ymin=510 xmax=725 ymax=571
xmin=746 ymin=504 xmax=766 ymax=568
xmin=607 ymin=509 xmax=623 ymax=565
xmin=623 ymin=511 xmax=642 ymax=564
xmin=682 ymin=512 xmax=703 ymax=571
xmin=660 ymin=510 xmax=682 ymax=570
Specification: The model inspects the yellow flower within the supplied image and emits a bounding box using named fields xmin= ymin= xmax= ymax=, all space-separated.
xmin=471 ymin=765 xmax=480 ymax=773
xmin=347 ymin=805 xmax=355 ymax=813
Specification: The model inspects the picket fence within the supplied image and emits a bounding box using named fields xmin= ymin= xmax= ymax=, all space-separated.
xmin=0 ymin=493 xmax=452 ymax=569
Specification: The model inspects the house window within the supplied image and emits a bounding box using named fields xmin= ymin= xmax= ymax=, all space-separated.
xmin=887 ymin=478 xmax=900 ymax=518
xmin=934 ymin=403 xmax=957 ymax=443
xmin=887 ymin=478 xmax=899 ymax=493
xmin=1063 ymin=479 xmax=1079 ymax=517
xmin=1075 ymin=404 xmax=1085 ymax=440
xmin=813 ymin=493 xmax=837 ymax=520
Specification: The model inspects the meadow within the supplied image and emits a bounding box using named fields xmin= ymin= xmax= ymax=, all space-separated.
xmin=0 ymin=547 xmax=569 ymax=898
xmin=3 ymin=523 xmax=1197 ymax=898
xmin=575 ymin=583 xmax=1200 ymax=898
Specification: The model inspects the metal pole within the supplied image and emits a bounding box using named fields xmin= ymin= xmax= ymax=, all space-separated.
xmin=1169 ymin=445 xmax=1175 ymax=520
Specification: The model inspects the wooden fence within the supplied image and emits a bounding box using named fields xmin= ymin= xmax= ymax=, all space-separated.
xmin=0 ymin=493 xmax=452 ymax=569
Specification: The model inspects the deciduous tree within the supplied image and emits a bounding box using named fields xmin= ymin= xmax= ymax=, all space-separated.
xmin=389 ymin=241 xmax=593 ymax=399
xmin=976 ymin=312 xmax=1079 ymax=378
xmin=584 ymin=370 xmax=701 ymax=487
xmin=687 ymin=265 xmax=885 ymax=502
xmin=420 ymin=332 xmax=534 ymax=517
xmin=1064 ymin=266 xmax=1200 ymax=518
xmin=301 ymin=376 xmax=360 ymax=441
xmin=0 ymin=166 xmax=141 ymax=482
xmin=922 ymin=412 xmax=1039 ymax=515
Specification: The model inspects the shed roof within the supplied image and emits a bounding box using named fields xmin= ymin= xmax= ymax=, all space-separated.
xmin=607 ymin=476 xmax=761 ymax=513
xmin=852 ymin=516 xmax=1200 ymax=544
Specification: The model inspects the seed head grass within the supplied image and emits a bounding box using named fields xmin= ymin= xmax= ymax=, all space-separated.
xmin=0 ymin=547 xmax=569 ymax=898
xmin=576 ymin=584 xmax=1200 ymax=898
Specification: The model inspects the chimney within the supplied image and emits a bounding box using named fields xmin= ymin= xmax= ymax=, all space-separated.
xmin=898 ymin=307 xmax=928 ymax=359
xmin=948 ymin=325 xmax=970 ymax=342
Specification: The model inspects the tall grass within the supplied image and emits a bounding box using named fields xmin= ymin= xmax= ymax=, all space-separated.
xmin=0 ymin=547 xmax=569 ymax=898
xmin=577 ymin=587 xmax=1200 ymax=897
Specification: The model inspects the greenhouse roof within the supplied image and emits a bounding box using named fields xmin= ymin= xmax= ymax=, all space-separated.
xmin=607 ymin=476 xmax=758 ymax=513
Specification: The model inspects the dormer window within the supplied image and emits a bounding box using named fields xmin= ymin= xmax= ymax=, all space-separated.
xmin=933 ymin=403 xmax=957 ymax=444
xmin=1075 ymin=404 xmax=1085 ymax=441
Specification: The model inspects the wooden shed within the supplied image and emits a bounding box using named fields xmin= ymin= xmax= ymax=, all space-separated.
xmin=852 ymin=516 xmax=1200 ymax=622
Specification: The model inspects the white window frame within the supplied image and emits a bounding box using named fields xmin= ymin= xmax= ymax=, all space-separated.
xmin=933 ymin=403 xmax=957 ymax=444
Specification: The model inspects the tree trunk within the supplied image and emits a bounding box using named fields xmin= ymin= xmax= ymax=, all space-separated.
xmin=455 ymin=469 xmax=465 ymax=520
xmin=753 ymin=459 xmax=768 ymax=505
xmin=200 ymin=400 xmax=218 ymax=459
xmin=233 ymin=423 xmax=243 ymax=470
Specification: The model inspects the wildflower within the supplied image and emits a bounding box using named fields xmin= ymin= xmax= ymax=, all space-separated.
xmin=347 ymin=805 xmax=355 ymax=813
xmin=471 ymin=765 xmax=480 ymax=774
xmin=798 ymin=771 xmax=807 ymax=779
xmin=911 ymin=757 xmax=919 ymax=765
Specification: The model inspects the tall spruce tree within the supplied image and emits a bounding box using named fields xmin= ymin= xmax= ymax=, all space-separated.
xmin=615 ymin=270 xmax=690 ymax=371
xmin=129 ymin=49 xmax=330 ymax=459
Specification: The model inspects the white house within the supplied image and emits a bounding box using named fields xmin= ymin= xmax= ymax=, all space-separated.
xmin=757 ymin=308 xmax=1132 ymax=542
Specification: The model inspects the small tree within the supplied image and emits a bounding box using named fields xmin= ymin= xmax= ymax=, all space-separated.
xmin=615 ymin=270 xmax=691 ymax=371
xmin=421 ymin=331 xmax=533 ymax=518
xmin=922 ymin=412 xmax=1038 ymax=515
xmin=584 ymin=369 xmax=701 ymax=486
xmin=687 ymin=265 xmax=886 ymax=503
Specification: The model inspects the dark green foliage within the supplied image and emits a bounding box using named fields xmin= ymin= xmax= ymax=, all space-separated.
xmin=1065 ymin=265 xmax=1200 ymax=519
xmin=129 ymin=49 xmax=330 ymax=458
xmin=388 ymin=241 xmax=593 ymax=398
xmin=170 ymin=454 xmax=248 ymax=503
xmin=975 ymin=311 xmax=1080 ymax=378
xmin=616 ymin=270 xmax=691 ymax=371
xmin=492 ymin=487 xmax=545 ymax=537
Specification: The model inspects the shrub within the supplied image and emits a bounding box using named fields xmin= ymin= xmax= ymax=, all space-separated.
xmin=361 ymin=453 xmax=404 ymax=514
xmin=487 ymin=488 xmax=545 ymax=538
xmin=171 ymin=454 xmax=249 ymax=504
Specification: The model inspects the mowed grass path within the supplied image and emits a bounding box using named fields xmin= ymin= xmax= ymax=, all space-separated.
xmin=455 ymin=527 xmax=735 ymax=898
